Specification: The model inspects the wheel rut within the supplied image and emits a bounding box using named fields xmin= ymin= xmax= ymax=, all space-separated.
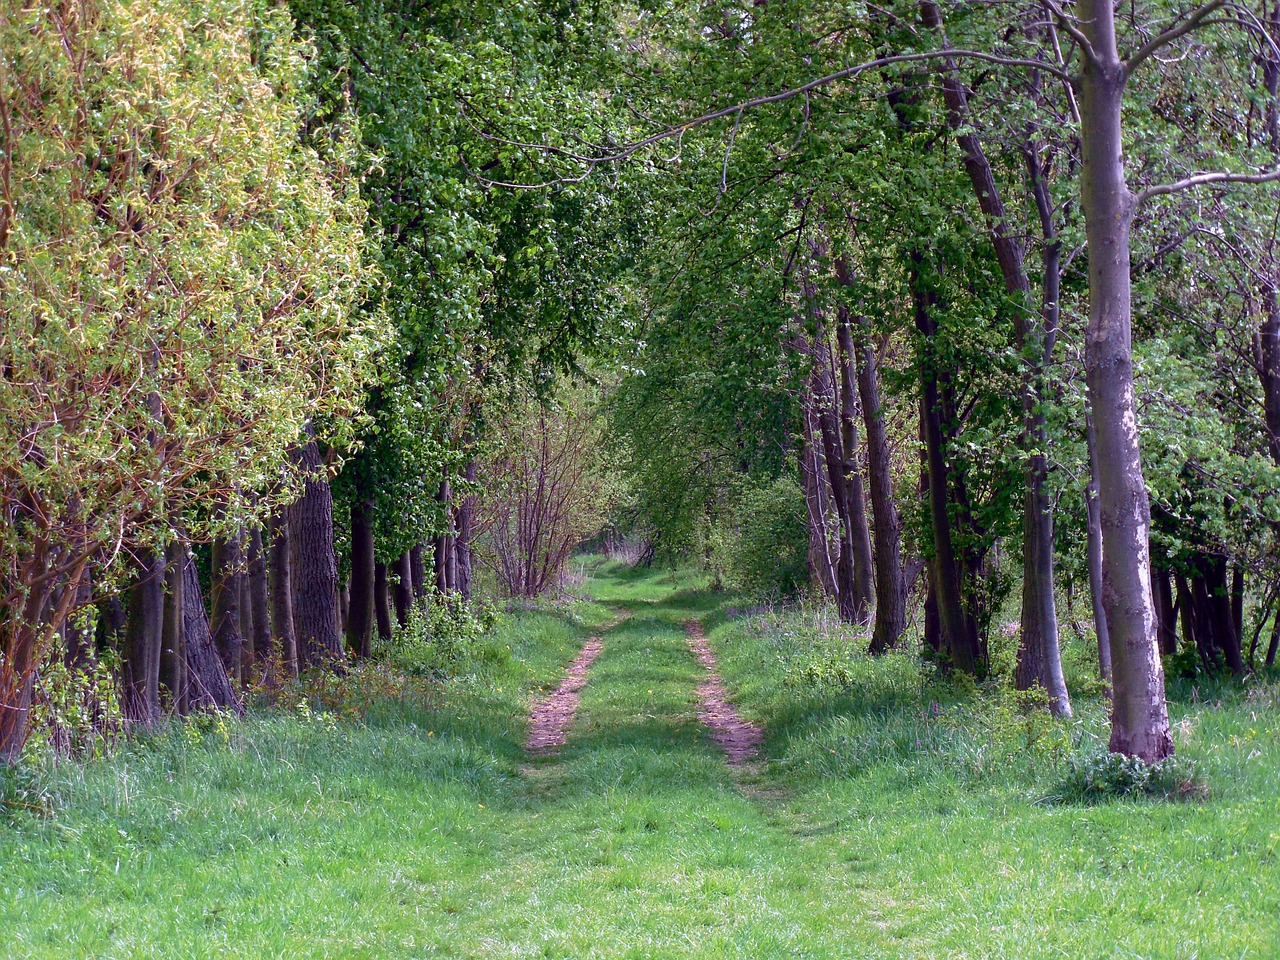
xmin=525 ymin=637 xmax=604 ymax=758
xmin=685 ymin=619 xmax=764 ymax=767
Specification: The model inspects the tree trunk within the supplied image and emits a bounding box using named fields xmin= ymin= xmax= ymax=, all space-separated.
xmin=122 ymin=550 xmax=166 ymax=726
xmin=919 ymin=1 xmax=1068 ymax=712
xmin=856 ymin=323 xmax=907 ymax=653
xmin=912 ymin=259 xmax=983 ymax=674
xmin=288 ymin=435 xmax=342 ymax=668
xmin=800 ymin=398 xmax=839 ymax=598
xmin=410 ymin=544 xmax=427 ymax=600
xmin=435 ymin=478 xmax=456 ymax=594
xmin=246 ymin=525 xmax=271 ymax=668
xmin=0 ymin=540 xmax=57 ymax=763
xmin=454 ymin=459 xmax=477 ymax=600
xmin=269 ymin=512 xmax=298 ymax=676
xmin=375 ymin=561 xmax=393 ymax=642
xmin=161 ymin=540 xmax=186 ymax=715
xmin=1151 ymin=563 xmax=1178 ymax=657
xmin=393 ymin=550 xmax=413 ymax=628
xmin=210 ymin=532 xmax=244 ymax=682
xmin=1078 ymin=0 xmax=1173 ymax=759
xmin=346 ymin=498 xmax=376 ymax=659
xmin=836 ymin=309 xmax=876 ymax=616
xmin=812 ymin=335 xmax=864 ymax=624
xmin=1085 ymin=412 xmax=1113 ymax=683
xmin=180 ymin=549 xmax=242 ymax=713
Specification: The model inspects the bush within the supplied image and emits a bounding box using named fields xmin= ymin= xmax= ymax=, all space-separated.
xmin=376 ymin=590 xmax=503 ymax=679
xmin=1052 ymin=749 xmax=1203 ymax=803
xmin=711 ymin=475 xmax=809 ymax=598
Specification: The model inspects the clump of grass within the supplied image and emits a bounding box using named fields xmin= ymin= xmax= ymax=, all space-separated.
xmin=1050 ymin=749 xmax=1207 ymax=803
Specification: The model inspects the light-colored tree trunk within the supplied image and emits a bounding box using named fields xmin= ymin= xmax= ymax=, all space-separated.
xmin=1077 ymin=0 xmax=1173 ymax=760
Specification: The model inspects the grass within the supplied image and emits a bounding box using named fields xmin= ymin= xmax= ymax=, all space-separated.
xmin=1 ymin=559 xmax=1278 ymax=958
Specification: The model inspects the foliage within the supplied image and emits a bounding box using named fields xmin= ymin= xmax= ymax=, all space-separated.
xmin=23 ymin=649 xmax=124 ymax=764
xmin=709 ymin=475 xmax=810 ymax=600
xmin=1052 ymin=750 xmax=1203 ymax=804
xmin=376 ymin=591 xmax=502 ymax=680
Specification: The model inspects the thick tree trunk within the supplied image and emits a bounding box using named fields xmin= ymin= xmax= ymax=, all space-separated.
xmin=855 ymin=324 xmax=906 ymax=653
xmin=836 ymin=311 xmax=876 ymax=616
xmin=288 ymin=436 xmax=342 ymax=668
xmin=393 ymin=551 xmax=413 ymax=628
xmin=180 ymin=549 xmax=242 ymax=713
xmin=122 ymin=550 xmax=166 ymax=726
xmin=346 ymin=498 xmax=376 ymax=659
xmin=161 ymin=540 xmax=186 ymax=714
xmin=246 ymin=525 xmax=271 ymax=667
xmin=268 ymin=512 xmax=298 ymax=676
xmin=210 ymin=532 xmax=244 ymax=682
xmin=375 ymin=561 xmax=393 ymax=642
xmin=0 ymin=541 xmax=56 ymax=763
xmin=1078 ymin=0 xmax=1173 ymax=760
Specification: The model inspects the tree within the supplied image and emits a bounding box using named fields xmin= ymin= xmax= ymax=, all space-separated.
xmin=0 ymin=0 xmax=378 ymax=760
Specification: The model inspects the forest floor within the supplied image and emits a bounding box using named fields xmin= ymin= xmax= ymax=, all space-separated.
xmin=2 ymin=561 xmax=1279 ymax=958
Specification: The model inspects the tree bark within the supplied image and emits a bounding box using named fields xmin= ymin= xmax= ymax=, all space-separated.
xmin=800 ymin=396 xmax=839 ymax=598
xmin=268 ymin=512 xmax=298 ymax=676
xmin=210 ymin=532 xmax=244 ymax=682
xmin=912 ymin=257 xmax=983 ymax=674
xmin=122 ymin=550 xmax=166 ymax=726
xmin=288 ymin=435 xmax=343 ymax=668
xmin=1078 ymin=0 xmax=1173 ymax=760
xmin=0 ymin=540 xmax=57 ymax=762
xmin=435 ymin=478 xmax=456 ymax=594
xmin=410 ymin=544 xmax=427 ymax=600
xmin=346 ymin=498 xmax=376 ymax=659
xmin=393 ymin=550 xmax=413 ymax=628
xmin=454 ymin=459 xmax=477 ymax=600
xmin=246 ymin=525 xmax=271 ymax=668
xmin=836 ymin=309 xmax=876 ymax=616
xmin=855 ymin=323 xmax=907 ymax=653
xmin=1086 ymin=412 xmax=1113 ymax=683
xmin=375 ymin=561 xmax=393 ymax=642
xmin=1152 ymin=563 xmax=1178 ymax=657
xmin=161 ymin=540 xmax=186 ymax=714
xmin=180 ymin=549 xmax=242 ymax=713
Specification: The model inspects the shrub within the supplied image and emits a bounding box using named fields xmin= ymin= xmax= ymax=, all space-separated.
xmin=1052 ymin=749 xmax=1204 ymax=803
xmin=712 ymin=475 xmax=809 ymax=598
xmin=376 ymin=590 xmax=503 ymax=679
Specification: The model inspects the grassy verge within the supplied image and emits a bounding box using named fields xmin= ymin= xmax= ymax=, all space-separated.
xmin=1 ymin=561 xmax=1277 ymax=958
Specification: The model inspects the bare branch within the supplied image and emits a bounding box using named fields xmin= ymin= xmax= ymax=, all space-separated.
xmin=1136 ymin=166 xmax=1280 ymax=205
xmin=1124 ymin=0 xmax=1227 ymax=75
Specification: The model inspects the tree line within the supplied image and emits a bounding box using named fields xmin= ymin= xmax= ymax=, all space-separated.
xmin=6 ymin=0 xmax=1280 ymax=766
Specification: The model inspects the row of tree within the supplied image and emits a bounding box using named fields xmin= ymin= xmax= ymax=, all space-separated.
xmin=0 ymin=0 xmax=631 ymax=761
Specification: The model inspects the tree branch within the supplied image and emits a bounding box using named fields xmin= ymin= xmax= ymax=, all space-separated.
xmin=462 ymin=49 xmax=1072 ymax=188
xmin=1124 ymin=0 xmax=1227 ymax=75
xmin=1136 ymin=166 xmax=1280 ymax=205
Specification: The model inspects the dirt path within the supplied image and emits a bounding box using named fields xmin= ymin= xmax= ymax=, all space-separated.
xmin=525 ymin=637 xmax=604 ymax=757
xmin=685 ymin=619 xmax=763 ymax=767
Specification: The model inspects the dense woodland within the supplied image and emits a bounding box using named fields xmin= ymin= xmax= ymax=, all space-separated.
xmin=5 ymin=0 xmax=1280 ymax=776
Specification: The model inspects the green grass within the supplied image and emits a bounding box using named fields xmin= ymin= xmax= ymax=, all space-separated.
xmin=2 ymin=560 xmax=1278 ymax=958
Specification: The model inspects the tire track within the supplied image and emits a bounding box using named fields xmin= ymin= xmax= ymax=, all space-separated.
xmin=685 ymin=619 xmax=763 ymax=767
xmin=525 ymin=637 xmax=604 ymax=757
